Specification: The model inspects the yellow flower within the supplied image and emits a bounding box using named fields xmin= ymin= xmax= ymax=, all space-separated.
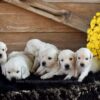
xmin=90 ymin=17 xmax=97 ymax=29
xmin=87 ymin=12 xmax=100 ymax=59
xmin=94 ymin=26 xmax=100 ymax=33
xmin=87 ymin=29 xmax=92 ymax=34
xmin=96 ymin=12 xmax=100 ymax=17
xmin=97 ymin=17 xmax=100 ymax=25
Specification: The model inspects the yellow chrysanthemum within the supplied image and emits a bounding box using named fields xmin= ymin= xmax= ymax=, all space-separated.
xmin=97 ymin=17 xmax=100 ymax=25
xmin=87 ymin=12 xmax=100 ymax=59
xmin=90 ymin=17 xmax=96 ymax=29
xmin=96 ymin=12 xmax=100 ymax=16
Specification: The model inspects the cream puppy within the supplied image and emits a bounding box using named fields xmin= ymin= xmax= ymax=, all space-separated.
xmin=24 ymin=39 xmax=58 ymax=73
xmin=36 ymin=47 xmax=59 ymax=79
xmin=75 ymin=48 xmax=93 ymax=82
xmin=91 ymin=57 xmax=100 ymax=73
xmin=57 ymin=50 xmax=76 ymax=80
xmin=2 ymin=51 xmax=33 ymax=81
xmin=0 ymin=42 xmax=7 ymax=64
xmin=24 ymin=39 xmax=46 ymax=72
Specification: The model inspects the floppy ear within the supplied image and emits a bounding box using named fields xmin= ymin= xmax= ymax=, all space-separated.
xmin=21 ymin=66 xmax=30 ymax=79
xmin=4 ymin=46 xmax=7 ymax=52
xmin=90 ymin=52 xmax=93 ymax=59
xmin=57 ymin=50 xmax=61 ymax=59
xmin=58 ymin=60 xmax=61 ymax=67
xmin=57 ymin=55 xmax=61 ymax=67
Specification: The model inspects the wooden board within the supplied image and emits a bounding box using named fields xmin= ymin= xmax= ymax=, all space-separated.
xmin=0 ymin=32 xmax=86 ymax=52
xmin=43 ymin=0 xmax=100 ymax=3
xmin=0 ymin=3 xmax=78 ymax=32
xmin=0 ymin=1 xmax=99 ymax=52
xmin=0 ymin=2 xmax=100 ymax=32
xmin=3 ymin=0 xmax=90 ymax=32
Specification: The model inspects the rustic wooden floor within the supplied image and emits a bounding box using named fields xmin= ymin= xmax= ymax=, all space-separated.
xmin=0 ymin=1 xmax=100 ymax=52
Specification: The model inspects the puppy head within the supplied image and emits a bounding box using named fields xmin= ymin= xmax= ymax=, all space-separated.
xmin=0 ymin=42 xmax=7 ymax=64
xmin=5 ymin=62 xmax=22 ymax=81
xmin=58 ymin=50 xmax=75 ymax=70
xmin=39 ymin=48 xmax=58 ymax=68
xmin=24 ymin=39 xmax=45 ymax=57
xmin=4 ymin=58 xmax=30 ymax=81
xmin=75 ymin=48 xmax=93 ymax=68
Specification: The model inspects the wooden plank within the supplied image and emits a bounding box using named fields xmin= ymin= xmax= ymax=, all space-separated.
xmin=0 ymin=2 xmax=100 ymax=32
xmin=0 ymin=3 xmax=78 ymax=32
xmin=43 ymin=0 xmax=100 ymax=3
xmin=0 ymin=10 xmax=78 ymax=32
xmin=0 ymin=32 xmax=86 ymax=52
xmin=55 ymin=3 xmax=100 ymax=21
xmin=3 ymin=0 xmax=89 ymax=32
xmin=1 ymin=2 xmax=99 ymax=16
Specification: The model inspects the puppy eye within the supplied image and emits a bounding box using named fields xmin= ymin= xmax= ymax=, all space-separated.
xmin=8 ymin=71 xmax=11 ymax=74
xmin=16 ymin=70 xmax=19 ymax=73
xmin=78 ymin=57 xmax=80 ymax=60
xmin=61 ymin=59 xmax=64 ymax=62
xmin=69 ymin=58 xmax=73 ymax=61
xmin=85 ymin=58 xmax=88 ymax=60
xmin=48 ymin=57 xmax=52 ymax=60
xmin=2 ymin=49 xmax=4 ymax=51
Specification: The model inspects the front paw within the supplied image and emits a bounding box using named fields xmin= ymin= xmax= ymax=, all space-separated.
xmin=40 ymin=75 xmax=48 ymax=80
xmin=35 ymin=68 xmax=41 ymax=75
xmin=64 ymin=75 xmax=71 ymax=80
xmin=78 ymin=78 xmax=83 ymax=82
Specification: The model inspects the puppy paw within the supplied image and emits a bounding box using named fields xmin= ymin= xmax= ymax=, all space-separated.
xmin=34 ymin=71 xmax=38 ymax=75
xmin=78 ymin=78 xmax=83 ymax=82
xmin=35 ymin=69 xmax=40 ymax=75
xmin=40 ymin=75 xmax=48 ymax=80
xmin=64 ymin=75 xmax=71 ymax=80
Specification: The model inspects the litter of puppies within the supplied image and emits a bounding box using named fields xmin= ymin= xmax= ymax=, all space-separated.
xmin=0 ymin=39 xmax=100 ymax=82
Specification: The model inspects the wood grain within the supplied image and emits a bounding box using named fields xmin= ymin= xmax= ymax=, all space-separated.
xmin=0 ymin=3 xmax=78 ymax=32
xmin=0 ymin=32 xmax=86 ymax=52
xmin=43 ymin=0 xmax=100 ymax=3
xmin=0 ymin=1 xmax=99 ymax=52
xmin=3 ymin=0 xmax=89 ymax=32
xmin=0 ymin=2 xmax=100 ymax=32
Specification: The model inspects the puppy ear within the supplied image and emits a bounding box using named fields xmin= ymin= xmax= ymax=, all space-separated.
xmin=58 ymin=60 xmax=61 ymax=67
xmin=58 ymin=50 xmax=61 ymax=58
xmin=56 ymin=50 xmax=60 ymax=60
xmin=90 ymin=52 xmax=93 ymax=59
xmin=1 ymin=64 xmax=6 ymax=76
xmin=21 ymin=66 xmax=30 ymax=79
xmin=5 ymin=46 xmax=7 ymax=52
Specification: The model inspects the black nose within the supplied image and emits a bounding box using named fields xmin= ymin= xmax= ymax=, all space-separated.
xmin=65 ymin=64 xmax=69 ymax=70
xmin=80 ymin=63 xmax=84 ymax=67
xmin=42 ymin=61 xmax=46 ymax=66
xmin=0 ymin=54 xmax=2 ymax=58
xmin=11 ymin=77 xmax=16 ymax=82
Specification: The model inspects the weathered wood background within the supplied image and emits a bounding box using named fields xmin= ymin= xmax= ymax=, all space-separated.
xmin=0 ymin=0 xmax=100 ymax=52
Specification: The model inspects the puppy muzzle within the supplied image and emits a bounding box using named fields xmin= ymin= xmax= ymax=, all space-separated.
xmin=0 ymin=53 xmax=2 ymax=58
xmin=65 ymin=64 xmax=70 ymax=70
xmin=11 ymin=77 xmax=16 ymax=82
xmin=42 ymin=61 xmax=46 ymax=67
xmin=80 ymin=63 xmax=85 ymax=67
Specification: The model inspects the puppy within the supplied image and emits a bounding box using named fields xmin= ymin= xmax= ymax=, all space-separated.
xmin=91 ymin=57 xmax=100 ymax=73
xmin=24 ymin=39 xmax=46 ymax=56
xmin=24 ymin=39 xmax=58 ymax=73
xmin=1 ymin=51 xmax=33 ymax=81
xmin=36 ymin=47 xmax=59 ymax=79
xmin=75 ymin=48 xmax=93 ymax=82
xmin=0 ymin=42 xmax=7 ymax=64
xmin=57 ymin=50 xmax=76 ymax=80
